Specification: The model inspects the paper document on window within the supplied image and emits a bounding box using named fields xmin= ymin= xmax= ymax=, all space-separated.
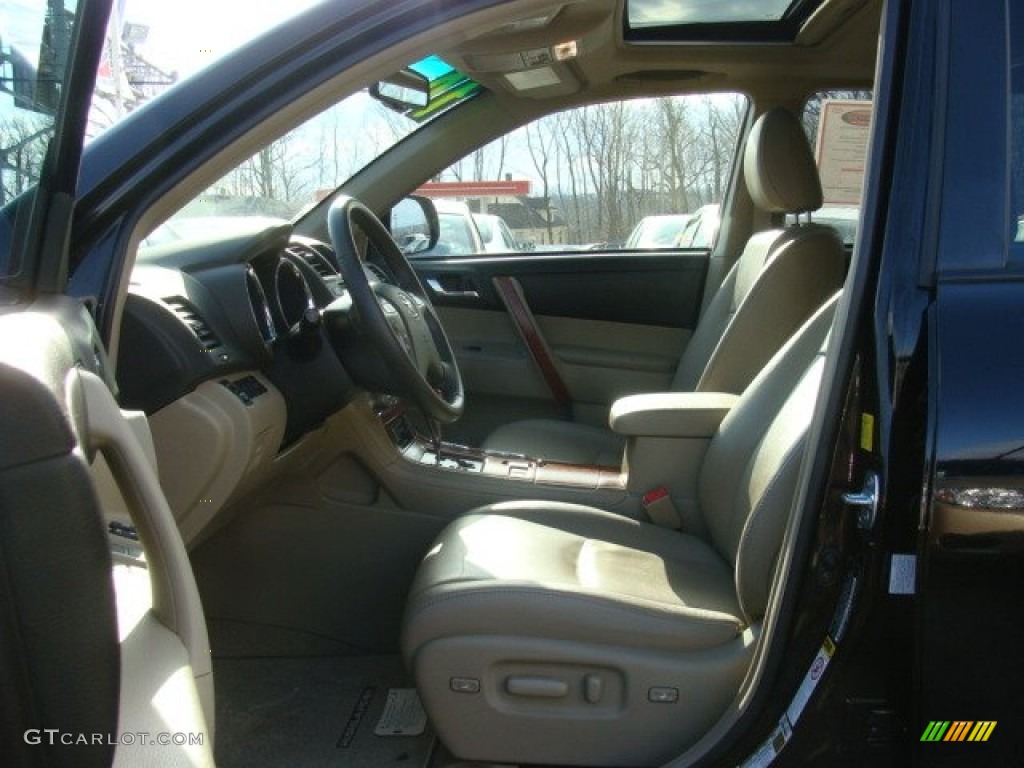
xmin=814 ymin=100 xmax=873 ymax=206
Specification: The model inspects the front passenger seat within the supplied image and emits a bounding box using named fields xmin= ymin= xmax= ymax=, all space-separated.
xmin=483 ymin=107 xmax=844 ymax=466
xmin=404 ymin=292 xmax=840 ymax=767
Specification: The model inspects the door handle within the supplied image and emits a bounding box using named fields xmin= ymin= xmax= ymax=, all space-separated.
xmin=426 ymin=277 xmax=479 ymax=299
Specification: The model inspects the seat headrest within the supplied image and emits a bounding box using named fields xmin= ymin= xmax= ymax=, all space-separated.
xmin=743 ymin=108 xmax=823 ymax=214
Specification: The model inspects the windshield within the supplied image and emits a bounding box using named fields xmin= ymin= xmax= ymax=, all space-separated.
xmin=145 ymin=55 xmax=481 ymax=245
xmin=2 ymin=0 xmax=321 ymax=206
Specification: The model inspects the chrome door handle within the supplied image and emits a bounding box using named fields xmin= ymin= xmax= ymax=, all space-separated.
xmin=426 ymin=277 xmax=479 ymax=299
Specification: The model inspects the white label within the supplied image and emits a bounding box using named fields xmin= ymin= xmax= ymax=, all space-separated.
xmin=814 ymin=100 xmax=873 ymax=206
xmin=738 ymin=717 xmax=791 ymax=768
xmin=888 ymin=553 xmax=917 ymax=595
xmin=786 ymin=637 xmax=836 ymax=726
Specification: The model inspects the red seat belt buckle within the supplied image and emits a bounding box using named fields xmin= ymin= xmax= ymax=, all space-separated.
xmin=642 ymin=486 xmax=682 ymax=530
xmin=642 ymin=487 xmax=669 ymax=505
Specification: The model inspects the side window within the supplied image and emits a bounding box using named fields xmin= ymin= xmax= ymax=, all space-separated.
xmin=415 ymin=94 xmax=748 ymax=256
xmin=799 ymin=90 xmax=874 ymax=248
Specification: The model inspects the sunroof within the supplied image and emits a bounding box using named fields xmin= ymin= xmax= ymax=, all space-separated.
xmin=625 ymin=0 xmax=822 ymax=42
xmin=629 ymin=0 xmax=795 ymax=27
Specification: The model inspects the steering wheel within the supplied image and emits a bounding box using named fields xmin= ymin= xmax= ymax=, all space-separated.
xmin=326 ymin=196 xmax=464 ymax=423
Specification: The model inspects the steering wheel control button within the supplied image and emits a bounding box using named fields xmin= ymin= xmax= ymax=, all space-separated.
xmin=648 ymin=687 xmax=679 ymax=704
xmin=450 ymin=677 xmax=480 ymax=694
xmin=396 ymin=292 xmax=419 ymax=317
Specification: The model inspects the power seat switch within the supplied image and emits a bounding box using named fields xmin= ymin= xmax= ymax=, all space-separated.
xmin=584 ymin=673 xmax=604 ymax=704
xmin=450 ymin=677 xmax=480 ymax=694
xmin=648 ymin=687 xmax=679 ymax=703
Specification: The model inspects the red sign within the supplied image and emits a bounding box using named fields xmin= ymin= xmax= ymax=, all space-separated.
xmin=416 ymin=180 xmax=531 ymax=197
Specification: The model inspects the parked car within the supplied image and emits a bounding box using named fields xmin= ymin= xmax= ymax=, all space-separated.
xmin=623 ymin=213 xmax=693 ymax=249
xmin=676 ymin=203 xmax=721 ymax=249
xmin=813 ymin=205 xmax=861 ymax=246
xmin=2 ymin=1 xmax=1023 ymax=767
xmin=416 ymin=198 xmax=485 ymax=256
xmin=472 ymin=212 xmax=520 ymax=252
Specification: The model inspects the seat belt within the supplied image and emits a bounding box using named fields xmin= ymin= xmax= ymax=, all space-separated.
xmin=492 ymin=275 xmax=572 ymax=410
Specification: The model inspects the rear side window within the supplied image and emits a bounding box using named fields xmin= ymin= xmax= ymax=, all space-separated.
xmin=419 ymin=94 xmax=748 ymax=256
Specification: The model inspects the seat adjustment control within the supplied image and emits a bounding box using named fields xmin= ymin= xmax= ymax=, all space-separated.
xmin=506 ymin=676 xmax=569 ymax=698
xmin=450 ymin=677 xmax=480 ymax=694
xmin=648 ymin=686 xmax=679 ymax=703
xmin=584 ymin=673 xmax=604 ymax=703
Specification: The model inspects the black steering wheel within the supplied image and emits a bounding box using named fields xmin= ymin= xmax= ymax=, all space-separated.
xmin=326 ymin=196 xmax=464 ymax=423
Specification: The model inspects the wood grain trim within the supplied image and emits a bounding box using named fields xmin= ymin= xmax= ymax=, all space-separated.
xmin=492 ymin=275 xmax=571 ymax=407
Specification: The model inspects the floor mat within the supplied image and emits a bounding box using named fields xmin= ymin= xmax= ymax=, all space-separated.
xmin=215 ymin=655 xmax=434 ymax=768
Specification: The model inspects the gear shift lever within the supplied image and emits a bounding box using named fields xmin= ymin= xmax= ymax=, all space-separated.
xmin=427 ymin=419 xmax=443 ymax=465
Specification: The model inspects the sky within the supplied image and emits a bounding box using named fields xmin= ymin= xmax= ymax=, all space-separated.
xmin=119 ymin=0 xmax=322 ymax=81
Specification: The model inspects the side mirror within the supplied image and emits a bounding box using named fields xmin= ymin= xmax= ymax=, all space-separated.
xmin=4 ymin=8 xmax=74 ymax=115
xmin=390 ymin=195 xmax=439 ymax=256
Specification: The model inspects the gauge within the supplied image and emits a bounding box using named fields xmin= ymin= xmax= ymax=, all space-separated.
xmin=273 ymin=258 xmax=315 ymax=333
xmin=246 ymin=266 xmax=277 ymax=345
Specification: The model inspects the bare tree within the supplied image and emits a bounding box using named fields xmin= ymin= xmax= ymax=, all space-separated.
xmin=574 ymin=102 xmax=638 ymax=241
xmin=0 ymin=115 xmax=50 ymax=204
xmin=525 ymin=117 xmax=559 ymax=242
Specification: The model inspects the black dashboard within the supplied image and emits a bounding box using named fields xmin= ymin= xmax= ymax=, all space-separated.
xmin=118 ymin=220 xmax=367 ymax=446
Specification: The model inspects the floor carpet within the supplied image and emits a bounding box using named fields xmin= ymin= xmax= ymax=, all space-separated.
xmin=215 ymin=655 xmax=435 ymax=768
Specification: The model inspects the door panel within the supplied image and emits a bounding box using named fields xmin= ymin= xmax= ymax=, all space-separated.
xmin=537 ymin=313 xmax=687 ymax=414
xmin=414 ymin=250 xmax=708 ymax=439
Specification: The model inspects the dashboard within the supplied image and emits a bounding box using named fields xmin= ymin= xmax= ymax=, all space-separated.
xmin=118 ymin=218 xmax=409 ymax=544
xmin=120 ymin=219 xmax=381 ymax=448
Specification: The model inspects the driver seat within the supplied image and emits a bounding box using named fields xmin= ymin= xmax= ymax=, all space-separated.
xmin=402 ymin=293 xmax=840 ymax=767
xmin=483 ymin=107 xmax=844 ymax=466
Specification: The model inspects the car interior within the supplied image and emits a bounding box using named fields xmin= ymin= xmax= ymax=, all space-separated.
xmin=0 ymin=0 xmax=887 ymax=766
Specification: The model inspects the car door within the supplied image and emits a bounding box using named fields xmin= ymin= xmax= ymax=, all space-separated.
xmin=1 ymin=3 xmax=216 ymax=765
xmin=402 ymin=96 xmax=747 ymax=442
xmin=1 ymin=3 xmax=120 ymax=764
xmin=415 ymin=248 xmax=709 ymax=438
xmin=915 ymin=1 xmax=1024 ymax=763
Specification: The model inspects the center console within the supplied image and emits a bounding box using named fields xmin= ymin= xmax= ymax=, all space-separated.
xmin=377 ymin=399 xmax=625 ymax=491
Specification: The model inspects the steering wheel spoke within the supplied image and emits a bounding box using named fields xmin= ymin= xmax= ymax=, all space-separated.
xmin=326 ymin=196 xmax=464 ymax=423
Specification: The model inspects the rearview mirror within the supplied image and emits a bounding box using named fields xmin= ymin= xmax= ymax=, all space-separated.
xmin=370 ymin=69 xmax=430 ymax=114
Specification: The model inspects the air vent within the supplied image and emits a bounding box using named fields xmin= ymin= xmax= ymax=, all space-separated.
xmin=288 ymin=244 xmax=337 ymax=280
xmin=165 ymin=297 xmax=225 ymax=355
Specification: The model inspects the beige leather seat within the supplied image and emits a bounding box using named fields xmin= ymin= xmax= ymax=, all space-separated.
xmin=403 ymin=293 xmax=840 ymax=767
xmin=483 ymin=107 xmax=844 ymax=466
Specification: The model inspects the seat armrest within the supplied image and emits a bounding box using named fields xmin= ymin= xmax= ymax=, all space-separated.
xmin=609 ymin=392 xmax=738 ymax=437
